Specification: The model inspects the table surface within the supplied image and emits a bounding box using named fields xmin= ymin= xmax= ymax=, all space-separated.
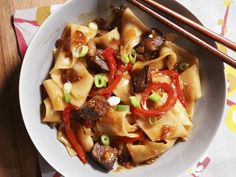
xmin=0 ymin=1 xmax=65 ymax=177
xmin=1 ymin=1 xmax=236 ymax=177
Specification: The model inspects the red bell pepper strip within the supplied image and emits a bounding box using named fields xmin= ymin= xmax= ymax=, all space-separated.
xmin=90 ymin=63 xmax=126 ymax=96
xmin=102 ymin=48 xmax=117 ymax=85
xmin=127 ymin=63 xmax=133 ymax=75
xmin=158 ymin=70 xmax=187 ymax=107
xmin=131 ymin=82 xmax=178 ymax=117
xmin=63 ymin=104 xmax=87 ymax=164
xmin=174 ymin=73 xmax=187 ymax=107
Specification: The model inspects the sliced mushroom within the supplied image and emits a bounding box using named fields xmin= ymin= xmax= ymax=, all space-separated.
xmin=135 ymin=28 xmax=165 ymax=60
xmin=142 ymin=28 xmax=165 ymax=51
xmin=86 ymin=49 xmax=109 ymax=73
xmin=87 ymin=39 xmax=97 ymax=57
xmin=131 ymin=65 xmax=151 ymax=93
xmin=94 ymin=17 xmax=109 ymax=31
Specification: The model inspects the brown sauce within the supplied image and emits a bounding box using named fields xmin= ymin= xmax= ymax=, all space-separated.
xmin=160 ymin=125 xmax=177 ymax=140
xmin=60 ymin=38 xmax=73 ymax=58
xmin=110 ymin=38 xmax=121 ymax=46
xmin=118 ymin=154 xmax=135 ymax=169
xmin=72 ymin=30 xmax=86 ymax=46
xmin=61 ymin=69 xmax=80 ymax=84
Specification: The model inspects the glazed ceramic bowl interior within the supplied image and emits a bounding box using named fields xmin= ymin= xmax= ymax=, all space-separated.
xmin=19 ymin=0 xmax=226 ymax=177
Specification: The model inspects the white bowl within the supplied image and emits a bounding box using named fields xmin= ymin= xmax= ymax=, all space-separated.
xmin=19 ymin=0 xmax=226 ymax=177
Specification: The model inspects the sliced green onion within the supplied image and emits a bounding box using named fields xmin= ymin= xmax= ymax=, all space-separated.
xmin=148 ymin=92 xmax=161 ymax=102
xmin=94 ymin=75 xmax=107 ymax=88
xmin=63 ymin=93 xmax=71 ymax=103
xmin=101 ymin=134 xmax=110 ymax=146
xmin=129 ymin=96 xmax=140 ymax=108
xmin=63 ymin=81 xmax=72 ymax=93
xmin=121 ymin=53 xmax=129 ymax=64
xmin=88 ymin=22 xmax=98 ymax=31
xmin=149 ymin=117 xmax=158 ymax=126
xmin=179 ymin=62 xmax=189 ymax=71
xmin=116 ymin=105 xmax=130 ymax=112
xmin=74 ymin=45 xmax=89 ymax=58
xmin=128 ymin=49 xmax=137 ymax=64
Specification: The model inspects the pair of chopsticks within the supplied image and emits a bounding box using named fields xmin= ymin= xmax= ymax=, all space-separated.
xmin=128 ymin=0 xmax=236 ymax=68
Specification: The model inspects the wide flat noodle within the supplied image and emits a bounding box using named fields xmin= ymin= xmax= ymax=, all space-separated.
xmin=165 ymin=42 xmax=199 ymax=68
xmin=50 ymin=61 xmax=93 ymax=107
xmin=61 ymin=23 xmax=97 ymax=45
xmin=43 ymin=79 xmax=64 ymax=111
xmin=127 ymin=139 xmax=176 ymax=163
xmin=76 ymin=124 xmax=94 ymax=152
xmin=113 ymin=72 xmax=131 ymax=104
xmin=136 ymin=110 xmax=188 ymax=141
xmin=50 ymin=69 xmax=63 ymax=88
xmin=95 ymin=27 xmax=120 ymax=50
xmin=133 ymin=41 xmax=200 ymax=71
xmin=70 ymin=61 xmax=94 ymax=105
xmin=42 ymin=98 xmax=62 ymax=123
xmin=171 ymin=101 xmax=193 ymax=133
xmin=72 ymin=24 xmax=97 ymax=41
xmin=132 ymin=45 xmax=177 ymax=71
xmin=180 ymin=64 xmax=201 ymax=118
xmin=151 ymin=70 xmax=171 ymax=84
xmin=121 ymin=8 xmax=148 ymax=54
xmin=57 ymin=125 xmax=77 ymax=157
xmin=50 ymin=46 xmax=78 ymax=73
xmin=96 ymin=108 xmax=138 ymax=138
xmin=50 ymin=23 xmax=97 ymax=73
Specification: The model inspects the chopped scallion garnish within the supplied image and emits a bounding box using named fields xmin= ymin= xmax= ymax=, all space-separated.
xmin=94 ymin=75 xmax=107 ymax=88
xmin=179 ymin=62 xmax=189 ymax=71
xmin=148 ymin=92 xmax=161 ymax=102
xmin=128 ymin=49 xmax=137 ymax=64
xmin=63 ymin=93 xmax=71 ymax=103
xmin=101 ymin=134 xmax=110 ymax=146
xmin=121 ymin=53 xmax=129 ymax=64
xmin=74 ymin=45 xmax=89 ymax=58
xmin=129 ymin=96 xmax=140 ymax=108
xmin=116 ymin=105 xmax=130 ymax=112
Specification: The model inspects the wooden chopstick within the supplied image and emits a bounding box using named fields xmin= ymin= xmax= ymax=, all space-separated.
xmin=143 ymin=0 xmax=236 ymax=52
xmin=127 ymin=0 xmax=236 ymax=68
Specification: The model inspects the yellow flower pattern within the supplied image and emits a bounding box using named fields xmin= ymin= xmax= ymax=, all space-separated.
xmin=226 ymin=105 xmax=236 ymax=133
xmin=216 ymin=0 xmax=236 ymax=134
xmin=36 ymin=6 xmax=51 ymax=26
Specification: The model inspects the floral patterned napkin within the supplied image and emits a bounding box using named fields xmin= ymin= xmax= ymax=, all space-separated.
xmin=13 ymin=0 xmax=236 ymax=176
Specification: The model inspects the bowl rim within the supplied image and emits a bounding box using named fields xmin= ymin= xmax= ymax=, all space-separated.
xmin=19 ymin=0 xmax=226 ymax=176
